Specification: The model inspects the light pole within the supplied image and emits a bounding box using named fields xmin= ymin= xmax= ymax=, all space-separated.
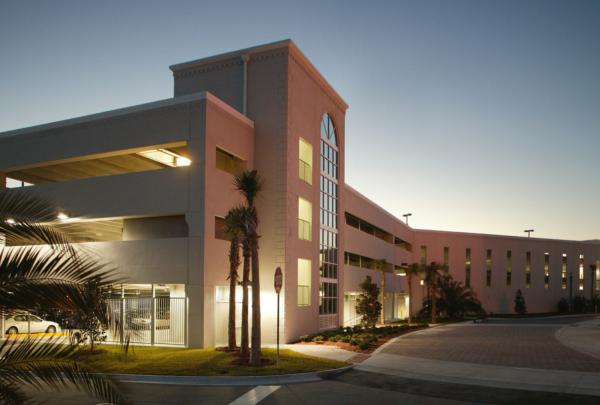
xmin=524 ymin=229 xmax=534 ymax=238
xmin=403 ymin=213 xmax=412 ymax=226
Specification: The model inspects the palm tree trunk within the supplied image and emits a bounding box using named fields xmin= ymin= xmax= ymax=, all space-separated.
xmin=431 ymin=278 xmax=437 ymax=324
xmin=407 ymin=275 xmax=412 ymax=324
xmin=241 ymin=239 xmax=250 ymax=358
xmin=250 ymin=233 xmax=261 ymax=366
xmin=228 ymin=237 xmax=239 ymax=350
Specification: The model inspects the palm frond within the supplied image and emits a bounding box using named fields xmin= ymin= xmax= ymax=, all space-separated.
xmin=233 ymin=170 xmax=262 ymax=207
xmin=223 ymin=206 xmax=248 ymax=239
xmin=0 ymin=380 xmax=27 ymax=405
xmin=0 ymin=246 xmax=121 ymax=314
xmin=0 ymin=337 xmax=125 ymax=405
xmin=0 ymin=222 xmax=74 ymax=252
xmin=0 ymin=190 xmax=58 ymax=224
xmin=0 ymin=190 xmax=75 ymax=250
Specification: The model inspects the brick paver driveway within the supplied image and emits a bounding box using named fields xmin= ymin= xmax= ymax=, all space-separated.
xmin=382 ymin=316 xmax=600 ymax=372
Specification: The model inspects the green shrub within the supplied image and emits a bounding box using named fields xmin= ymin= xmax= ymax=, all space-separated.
xmin=312 ymin=335 xmax=324 ymax=343
xmin=573 ymin=295 xmax=588 ymax=313
xmin=339 ymin=335 xmax=351 ymax=343
xmin=349 ymin=337 xmax=359 ymax=346
xmin=299 ymin=335 xmax=311 ymax=342
xmin=557 ymin=298 xmax=569 ymax=313
xmin=358 ymin=340 xmax=371 ymax=350
xmin=330 ymin=335 xmax=342 ymax=342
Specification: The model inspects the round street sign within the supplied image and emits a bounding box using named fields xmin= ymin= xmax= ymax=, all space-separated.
xmin=274 ymin=267 xmax=283 ymax=294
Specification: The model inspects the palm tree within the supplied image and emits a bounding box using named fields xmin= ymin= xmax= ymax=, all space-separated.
xmin=234 ymin=170 xmax=263 ymax=366
xmin=240 ymin=217 xmax=251 ymax=358
xmin=223 ymin=206 xmax=246 ymax=351
xmin=405 ymin=263 xmax=421 ymax=324
xmin=0 ymin=189 xmax=124 ymax=404
xmin=423 ymin=261 xmax=445 ymax=323
xmin=437 ymin=274 xmax=483 ymax=318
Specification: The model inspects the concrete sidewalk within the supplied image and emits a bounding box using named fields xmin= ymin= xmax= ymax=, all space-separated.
xmin=268 ymin=343 xmax=357 ymax=362
xmin=357 ymin=353 xmax=600 ymax=397
xmin=357 ymin=316 xmax=600 ymax=397
xmin=555 ymin=317 xmax=600 ymax=361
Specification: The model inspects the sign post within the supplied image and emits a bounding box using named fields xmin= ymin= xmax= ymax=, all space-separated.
xmin=274 ymin=266 xmax=283 ymax=368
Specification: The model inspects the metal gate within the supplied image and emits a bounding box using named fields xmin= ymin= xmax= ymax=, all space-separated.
xmin=106 ymin=297 xmax=186 ymax=346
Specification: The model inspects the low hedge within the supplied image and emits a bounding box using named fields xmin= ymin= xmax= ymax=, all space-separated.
xmin=304 ymin=323 xmax=426 ymax=350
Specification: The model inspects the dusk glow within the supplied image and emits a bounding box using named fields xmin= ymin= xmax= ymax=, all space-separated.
xmin=1 ymin=0 xmax=598 ymax=240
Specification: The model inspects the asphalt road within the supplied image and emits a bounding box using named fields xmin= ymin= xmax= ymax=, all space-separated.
xmin=21 ymin=315 xmax=600 ymax=404
xmin=23 ymin=368 xmax=600 ymax=405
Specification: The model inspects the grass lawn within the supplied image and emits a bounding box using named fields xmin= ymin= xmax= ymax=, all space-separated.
xmin=73 ymin=345 xmax=347 ymax=376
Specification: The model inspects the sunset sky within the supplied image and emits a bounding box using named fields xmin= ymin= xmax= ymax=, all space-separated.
xmin=1 ymin=0 xmax=598 ymax=240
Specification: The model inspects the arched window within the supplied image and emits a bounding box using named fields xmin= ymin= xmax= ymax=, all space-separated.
xmin=318 ymin=112 xmax=339 ymax=322
xmin=320 ymin=113 xmax=337 ymax=146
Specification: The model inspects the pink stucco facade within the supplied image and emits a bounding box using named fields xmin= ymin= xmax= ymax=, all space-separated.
xmin=1 ymin=40 xmax=599 ymax=347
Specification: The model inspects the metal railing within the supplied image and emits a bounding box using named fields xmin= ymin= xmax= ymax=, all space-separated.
xmin=106 ymin=297 xmax=186 ymax=346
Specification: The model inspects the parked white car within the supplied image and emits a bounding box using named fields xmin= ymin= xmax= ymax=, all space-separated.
xmin=4 ymin=314 xmax=61 ymax=335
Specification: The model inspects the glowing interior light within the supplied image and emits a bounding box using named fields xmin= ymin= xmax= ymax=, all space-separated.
xmin=5 ymin=218 xmax=16 ymax=224
xmin=137 ymin=149 xmax=191 ymax=167
xmin=175 ymin=156 xmax=192 ymax=167
xmin=57 ymin=212 xmax=69 ymax=221
xmin=420 ymin=280 xmax=424 ymax=286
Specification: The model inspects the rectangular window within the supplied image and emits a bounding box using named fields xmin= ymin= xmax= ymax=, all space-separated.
xmin=420 ymin=245 xmax=427 ymax=266
xmin=299 ymin=138 xmax=313 ymax=185
xmin=345 ymin=252 xmax=361 ymax=267
xmin=216 ymin=147 xmax=245 ymax=175
xmin=506 ymin=250 xmax=512 ymax=287
xmin=486 ymin=249 xmax=492 ymax=287
xmin=525 ymin=251 xmax=531 ymax=288
xmin=579 ymin=254 xmax=585 ymax=291
xmin=562 ymin=254 xmax=567 ymax=290
xmin=319 ymin=230 xmax=338 ymax=278
xmin=214 ymin=216 xmax=227 ymax=240
xmin=544 ymin=253 xmax=550 ymax=289
xmin=465 ymin=248 xmax=471 ymax=288
xmin=298 ymin=197 xmax=312 ymax=241
xmin=319 ymin=282 xmax=337 ymax=315
xmin=443 ymin=247 xmax=450 ymax=270
xmin=298 ymin=258 xmax=311 ymax=306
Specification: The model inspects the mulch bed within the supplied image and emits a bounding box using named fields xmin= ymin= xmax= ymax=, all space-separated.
xmin=295 ymin=327 xmax=427 ymax=354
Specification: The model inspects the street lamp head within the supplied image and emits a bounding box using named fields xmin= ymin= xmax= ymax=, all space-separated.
xmin=403 ymin=213 xmax=412 ymax=218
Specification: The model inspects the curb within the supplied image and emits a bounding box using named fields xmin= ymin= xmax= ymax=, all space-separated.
xmin=108 ymin=364 xmax=355 ymax=386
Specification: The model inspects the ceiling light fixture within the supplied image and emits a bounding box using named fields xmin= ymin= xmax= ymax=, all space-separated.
xmin=138 ymin=149 xmax=191 ymax=167
xmin=57 ymin=212 xmax=69 ymax=221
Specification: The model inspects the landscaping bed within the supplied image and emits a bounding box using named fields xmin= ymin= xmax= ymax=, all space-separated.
xmin=296 ymin=323 xmax=428 ymax=353
xmin=73 ymin=346 xmax=347 ymax=376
